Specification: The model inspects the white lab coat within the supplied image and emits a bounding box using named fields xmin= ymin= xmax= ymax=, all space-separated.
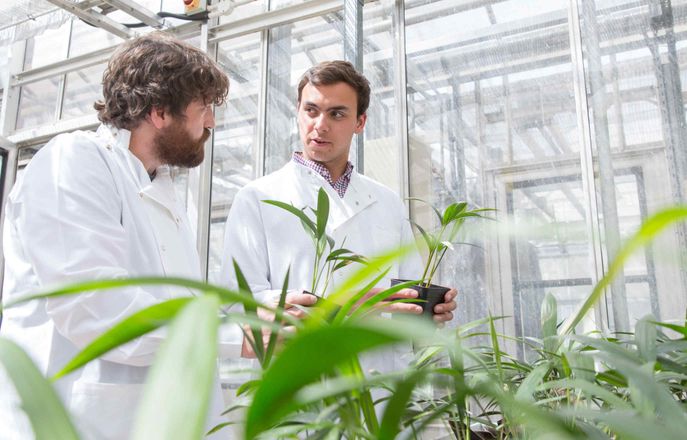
xmin=0 ymin=125 xmax=231 ymax=439
xmin=219 ymin=161 xmax=422 ymax=373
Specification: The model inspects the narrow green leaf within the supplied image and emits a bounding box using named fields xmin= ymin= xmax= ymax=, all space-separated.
xmin=54 ymin=297 xmax=192 ymax=379
xmin=539 ymin=378 xmax=631 ymax=409
xmin=2 ymin=276 xmax=260 ymax=311
xmin=410 ymin=222 xmax=434 ymax=252
xmin=488 ymin=314 xmax=504 ymax=385
xmin=563 ymin=351 xmax=596 ymax=382
xmin=316 ymin=187 xmax=329 ymax=239
xmin=378 ymin=374 xmax=423 ymax=440
xmin=408 ymin=197 xmax=442 ymax=224
xmin=263 ymin=200 xmax=317 ymax=234
xmin=0 ymin=338 xmax=80 ymax=440
xmin=636 ymin=314 xmax=657 ymax=363
xmin=442 ymin=202 xmax=467 ymax=226
xmin=306 ymin=245 xmax=413 ymax=326
xmin=132 ymin=295 xmax=220 ymax=440
xmin=541 ymin=292 xmax=558 ymax=354
xmin=234 ymin=259 xmax=265 ymax=362
xmin=515 ymin=363 xmax=549 ymax=402
xmin=245 ymin=323 xmax=409 ymax=438
xmin=560 ymin=206 xmax=687 ymax=335
xmin=332 ymin=268 xmax=392 ymax=325
xmin=264 ymin=267 xmax=290 ymax=365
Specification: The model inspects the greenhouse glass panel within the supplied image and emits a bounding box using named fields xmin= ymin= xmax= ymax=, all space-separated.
xmin=362 ymin=0 xmax=402 ymax=195
xmin=15 ymin=77 xmax=60 ymax=130
xmin=61 ymin=63 xmax=106 ymax=120
xmin=208 ymin=32 xmax=262 ymax=281
xmin=263 ymin=14 xmax=344 ymax=174
xmin=577 ymin=0 xmax=687 ymax=331
xmin=404 ymin=0 xmax=588 ymax=347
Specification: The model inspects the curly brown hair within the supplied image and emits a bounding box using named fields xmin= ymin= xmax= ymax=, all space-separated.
xmin=297 ymin=60 xmax=370 ymax=117
xmin=95 ymin=32 xmax=228 ymax=129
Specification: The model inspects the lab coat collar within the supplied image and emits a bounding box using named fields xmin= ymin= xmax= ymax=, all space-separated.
xmin=289 ymin=161 xmax=376 ymax=231
xmin=139 ymin=166 xmax=178 ymax=216
xmin=96 ymin=124 xmax=151 ymax=187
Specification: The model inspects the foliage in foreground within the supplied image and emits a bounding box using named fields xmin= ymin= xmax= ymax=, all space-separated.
xmin=1 ymin=206 xmax=687 ymax=439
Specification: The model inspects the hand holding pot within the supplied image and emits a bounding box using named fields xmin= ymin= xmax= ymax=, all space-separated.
xmin=432 ymin=288 xmax=457 ymax=324
xmin=241 ymin=291 xmax=318 ymax=358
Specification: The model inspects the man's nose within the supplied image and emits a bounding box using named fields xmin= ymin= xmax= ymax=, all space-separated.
xmin=314 ymin=114 xmax=328 ymax=132
xmin=205 ymin=109 xmax=216 ymax=129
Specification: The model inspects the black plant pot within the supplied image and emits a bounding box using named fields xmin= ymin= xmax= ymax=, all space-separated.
xmin=390 ymin=278 xmax=449 ymax=317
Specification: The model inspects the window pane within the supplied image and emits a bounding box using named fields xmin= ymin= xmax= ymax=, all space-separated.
xmin=16 ymin=77 xmax=60 ymax=130
xmin=68 ymin=19 xmax=123 ymax=57
xmin=62 ymin=64 xmax=106 ymax=120
xmin=362 ymin=0 xmax=401 ymax=194
xmin=263 ymin=14 xmax=344 ymax=174
xmin=23 ymin=21 xmax=70 ymax=70
xmin=405 ymin=0 xmax=585 ymax=344
xmin=579 ymin=1 xmax=687 ymax=330
xmin=208 ymin=33 xmax=262 ymax=281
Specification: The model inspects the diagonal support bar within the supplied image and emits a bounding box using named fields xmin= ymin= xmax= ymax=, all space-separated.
xmin=45 ymin=0 xmax=133 ymax=39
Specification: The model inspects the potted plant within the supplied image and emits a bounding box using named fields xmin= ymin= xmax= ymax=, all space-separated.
xmin=392 ymin=199 xmax=494 ymax=317
xmin=262 ymin=187 xmax=367 ymax=298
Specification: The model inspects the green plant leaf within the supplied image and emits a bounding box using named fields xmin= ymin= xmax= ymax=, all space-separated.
xmin=488 ymin=314 xmax=504 ymax=385
xmin=234 ymin=259 xmax=265 ymax=362
xmin=54 ymin=297 xmax=192 ymax=379
xmin=408 ymin=197 xmax=442 ymax=224
xmin=378 ymin=373 xmax=423 ymax=440
xmin=264 ymin=267 xmax=290 ymax=366
xmin=245 ymin=322 xmax=411 ymax=438
xmin=441 ymin=202 xmax=467 ymax=226
xmin=332 ymin=268 xmax=391 ymax=325
xmin=263 ymin=200 xmax=317 ymax=235
xmin=132 ymin=294 xmax=220 ymax=440
xmin=410 ymin=221 xmax=434 ymax=253
xmin=635 ymin=314 xmax=657 ymax=364
xmin=560 ymin=206 xmax=687 ymax=335
xmin=316 ymin=187 xmax=329 ymax=239
xmin=0 ymin=338 xmax=80 ymax=440
xmin=563 ymin=351 xmax=596 ymax=383
xmin=1 ymin=276 xmax=259 ymax=311
xmin=541 ymin=292 xmax=558 ymax=354
xmin=515 ymin=363 xmax=549 ymax=402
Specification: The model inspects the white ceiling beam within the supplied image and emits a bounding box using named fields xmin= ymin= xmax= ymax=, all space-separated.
xmin=45 ymin=0 xmax=133 ymax=39
xmin=101 ymin=0 xmax=165 ymax=29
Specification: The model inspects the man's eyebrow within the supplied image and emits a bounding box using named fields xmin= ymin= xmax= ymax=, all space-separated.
xmin=302 ymin=101 xmax=351 ymax=112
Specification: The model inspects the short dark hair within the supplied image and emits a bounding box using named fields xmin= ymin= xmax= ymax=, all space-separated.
xmin=297 ymin=60 xmax=370 ymax=117
xmin=95 ymin=32 xmax=229 ymax=129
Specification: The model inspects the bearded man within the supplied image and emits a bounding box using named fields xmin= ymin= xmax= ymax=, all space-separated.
xmin=0 ymin=32 xmax=233 ymax=439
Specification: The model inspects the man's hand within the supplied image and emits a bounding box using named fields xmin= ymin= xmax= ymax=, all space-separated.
xmin=241 ymin=291 xmax=318 ymax=358
xmin=433 ymin=288 xmax=457 ymax=324
xmin=358 ymin=287 xmax=423 ymax=315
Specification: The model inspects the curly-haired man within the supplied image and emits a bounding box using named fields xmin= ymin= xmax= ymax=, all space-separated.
xmin=1 ymin=32 xmax=231 ymax=439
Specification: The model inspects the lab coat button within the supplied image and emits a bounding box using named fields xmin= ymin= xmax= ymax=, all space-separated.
xmin=160 ymin=245 xmax=166 ymax=252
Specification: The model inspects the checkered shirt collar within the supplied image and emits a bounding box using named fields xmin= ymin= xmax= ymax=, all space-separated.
xmin=292 ymin=152 xmax=354 ymax=198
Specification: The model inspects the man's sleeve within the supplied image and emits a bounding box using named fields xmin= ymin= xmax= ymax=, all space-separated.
xmin=14 ymin=136 xmax=169 ymax=367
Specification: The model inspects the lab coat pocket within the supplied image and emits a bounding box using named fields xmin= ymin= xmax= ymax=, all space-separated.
xmin=70 ymin=380 xmax=143 ymax=440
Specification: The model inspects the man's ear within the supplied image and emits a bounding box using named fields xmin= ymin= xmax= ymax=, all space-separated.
xmin=149 ymin=106 xmax=169 ymax=129
xmin=354 ymin=113 xmax=367 ymax=134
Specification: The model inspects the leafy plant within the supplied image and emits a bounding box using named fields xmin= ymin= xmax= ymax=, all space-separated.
xmin=3 ymin=205 xmax=687 ymax=440
xmin=263 ymin=187 xmax=367 ymax=296
xmin=408 ymin=198 xmax=494 ymax=287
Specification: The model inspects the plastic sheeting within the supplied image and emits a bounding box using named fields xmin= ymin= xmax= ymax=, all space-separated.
xmin=0 ymin=0 xmax=74 ymax=46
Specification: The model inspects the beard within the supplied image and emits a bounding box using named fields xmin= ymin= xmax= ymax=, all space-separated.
xmin=153 ymin=123 xmax=210 ymax=168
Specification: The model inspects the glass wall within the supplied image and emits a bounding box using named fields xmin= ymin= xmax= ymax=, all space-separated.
xmin=3 ymin=0 xmax=687 ymax=346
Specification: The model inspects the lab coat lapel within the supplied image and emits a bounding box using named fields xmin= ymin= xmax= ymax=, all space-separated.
xmin=292 ymin=163 xmax=375 ymax=232
xmin=139 ymin=167 xmax=177 ymax=219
